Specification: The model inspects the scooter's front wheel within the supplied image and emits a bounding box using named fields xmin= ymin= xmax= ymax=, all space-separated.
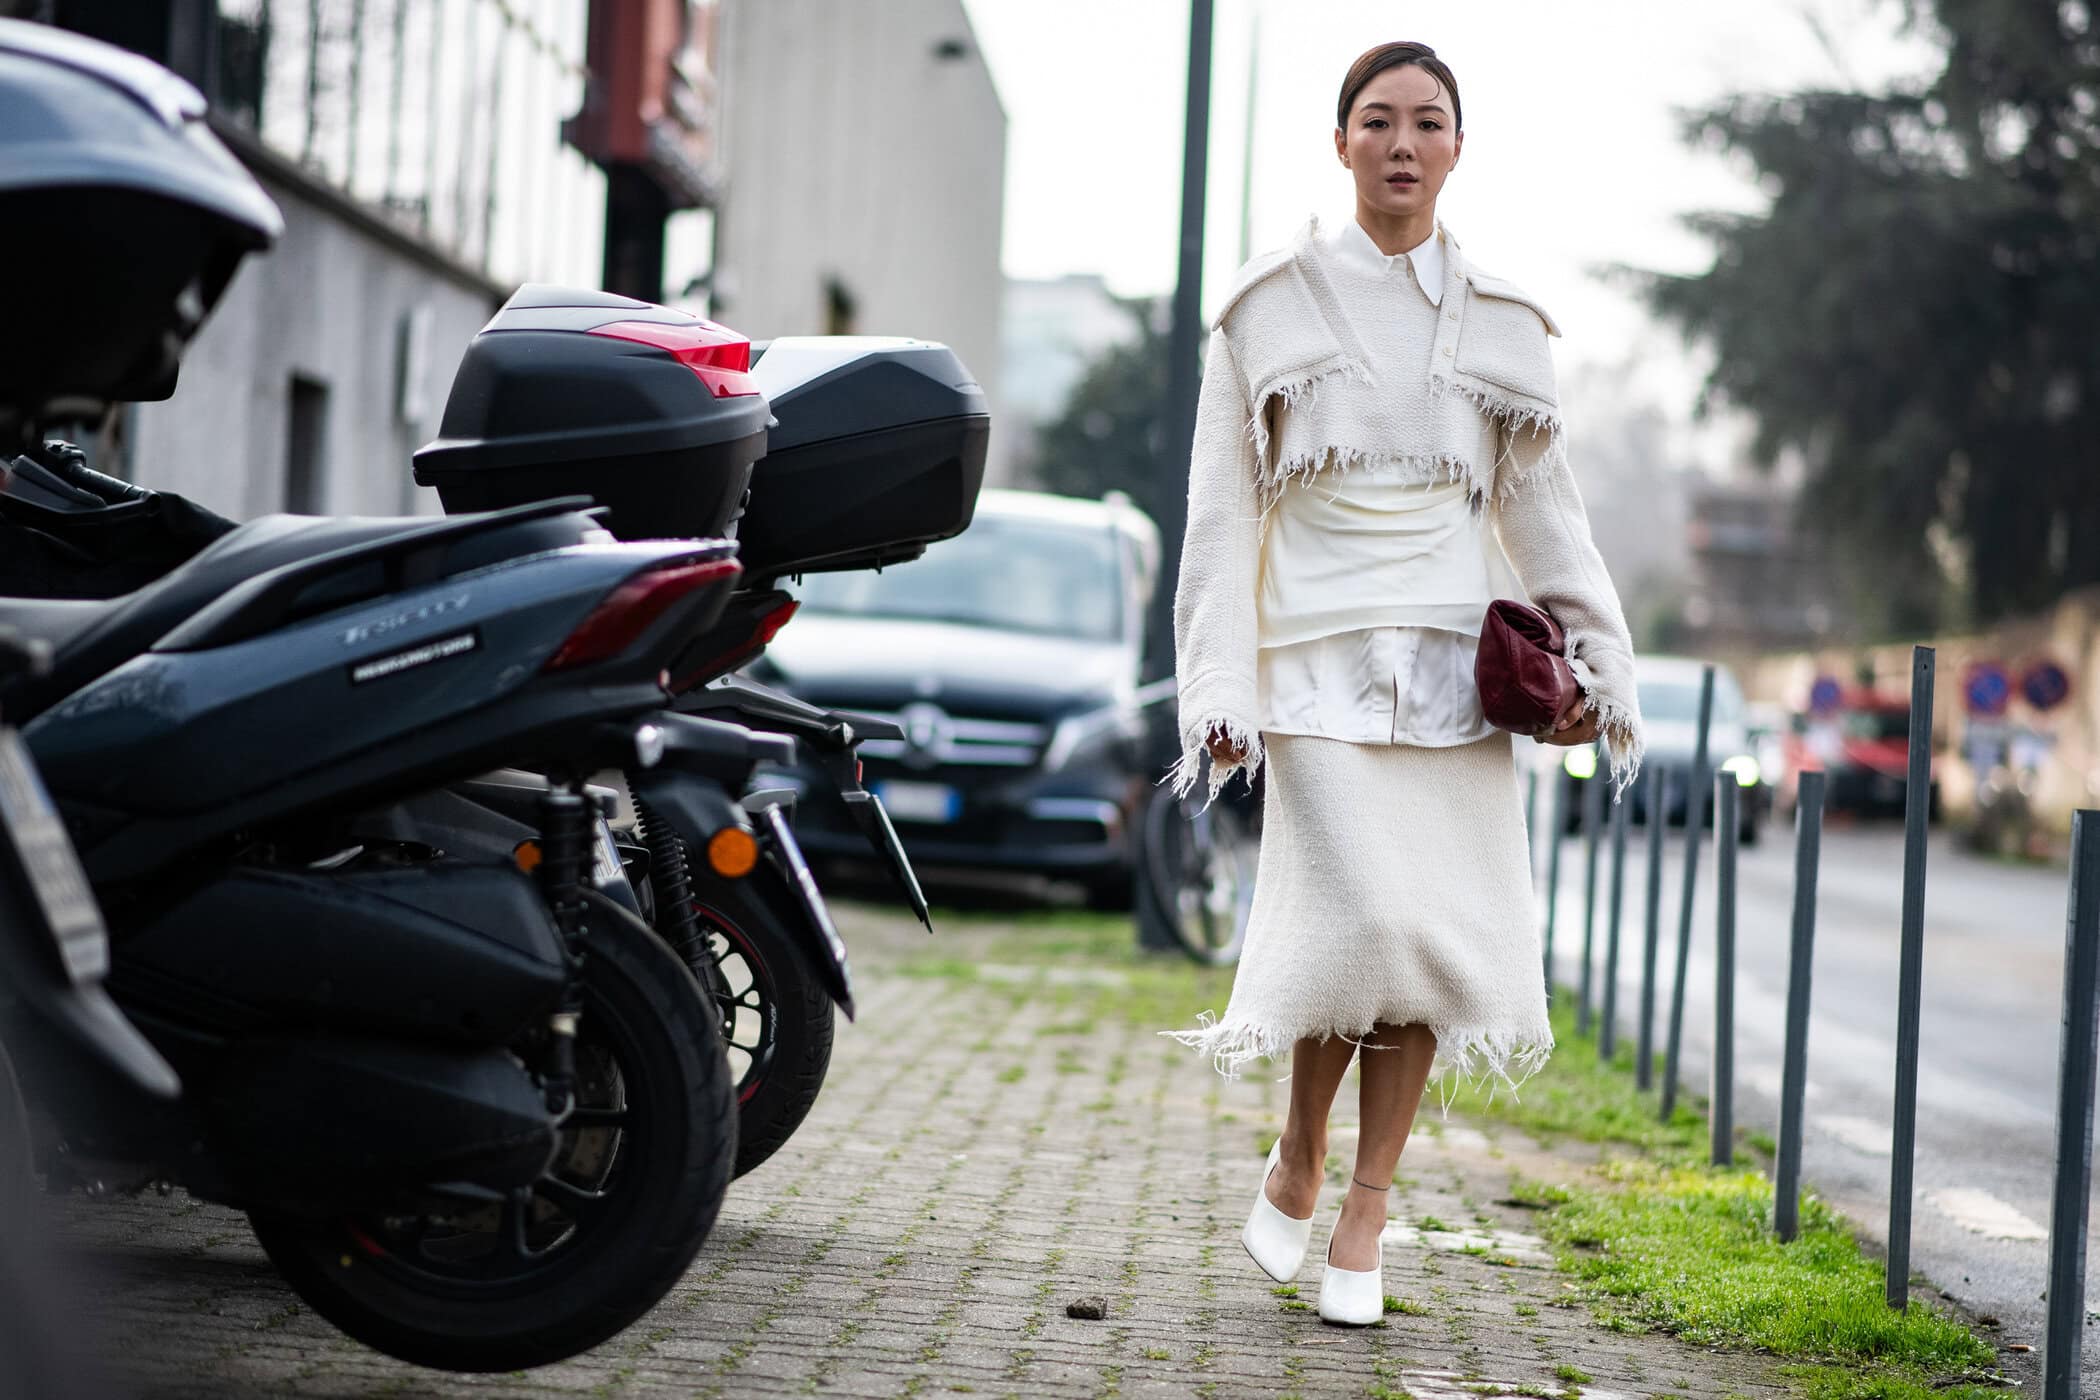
xmin=684 ymin=865 xmax=836 ymax=1180
xmin=248 ymin=891 xmax=736 ymax=1372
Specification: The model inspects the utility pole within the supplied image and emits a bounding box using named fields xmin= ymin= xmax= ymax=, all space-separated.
xmin=1136 ymin=0 xmax=1214 ymax=954
xmin=1145 ymin=0 xmax=1214 ymax=684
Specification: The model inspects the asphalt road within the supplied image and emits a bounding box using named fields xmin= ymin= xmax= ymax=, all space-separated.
xmin=1544 ymin=813 xmax=2089 ymax=1377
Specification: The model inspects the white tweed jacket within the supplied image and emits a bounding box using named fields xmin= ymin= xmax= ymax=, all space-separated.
xmin=1168 ymin=217 xmax=1645 ymax=804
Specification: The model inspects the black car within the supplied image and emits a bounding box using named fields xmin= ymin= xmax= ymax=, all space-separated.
xmin=752 ymin=489 xmax=1162 ymax=908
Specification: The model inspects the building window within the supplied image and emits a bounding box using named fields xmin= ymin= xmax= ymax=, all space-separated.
xmin=285 ymin=373 xmax=331 ymax=514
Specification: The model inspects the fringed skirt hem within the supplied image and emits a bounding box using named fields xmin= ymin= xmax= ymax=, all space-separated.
xmin=1158 ymin=1012 xmax=1553 ymax=1099
xmin=1158 ymin=729 xmax=1553 ymax=1101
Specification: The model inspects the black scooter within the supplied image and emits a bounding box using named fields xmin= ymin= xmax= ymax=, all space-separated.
xmin=0 ymin=21 xmax=776 ymax=1371
xmin=6 ymin=500 xmax=767 ymax=1371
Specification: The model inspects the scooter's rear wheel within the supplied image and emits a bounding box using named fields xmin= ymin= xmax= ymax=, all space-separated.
xmin=248 ymin=892 xmax=735 ymax=1372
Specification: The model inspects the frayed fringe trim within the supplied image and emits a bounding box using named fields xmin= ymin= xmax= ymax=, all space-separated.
xmin=1429 ymin=372 xmax=1563 ymax=442
xmin=1254 ymin=447 xmax=1485 ymax=528
xmin=1564 ymin=641 xmax=1645 ymax=801
xmin=1241 ymin=363 xmax=1563 ymax=517
xmin=1591 ymin=699 xmax=1645 ymax=802
xmin=1429 ymin=373 xmax=1567 ymax=502
xmin=1244 ymin=360 xmax=1371 ymax=465
xmin=1158 ymin=1013 xmax=1555 ymax=1108
xmin=1159 ymin=714 xmax=1264 ymax=809
xmin=1491 ymin=421 xmax=1567 ymax=501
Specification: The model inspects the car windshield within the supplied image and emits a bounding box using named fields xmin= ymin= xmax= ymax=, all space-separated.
xmin=1638 ymin=674 xmax=1744 ymax=724
xmin=795 ymin=514 xmax=1124 ymax=642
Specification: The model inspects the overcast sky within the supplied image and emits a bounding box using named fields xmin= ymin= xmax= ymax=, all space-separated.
xmin=961 ymin=0 xmax=1941 ymax=442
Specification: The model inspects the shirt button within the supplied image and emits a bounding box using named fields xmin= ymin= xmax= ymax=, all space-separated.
xmin=1442 ymin=346 xmax=1454 ymax=357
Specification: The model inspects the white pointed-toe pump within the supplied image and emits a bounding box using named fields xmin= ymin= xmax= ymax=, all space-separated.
xmin=1241 ymin=1138 xmax=1315 ymax=1282
xmin=1315 ymin=1186 xmax=1386 ymax=1326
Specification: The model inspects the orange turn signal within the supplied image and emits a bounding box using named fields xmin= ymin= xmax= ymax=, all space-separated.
xmin=706 ymin=827 xmax=759 ymax=878
xmin=512 ymin=840 xmax=543 ymax=874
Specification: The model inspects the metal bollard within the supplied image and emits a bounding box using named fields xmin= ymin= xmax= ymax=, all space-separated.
xmin=1638 ymin=762 xmax=1666 ymax=1092
xmin=1544 ymin=770 xmax=1565 ymax=1000
xmin=1602 ymin=785 xmax=1629 ymax=1062
xmin=2044 ymin=810 xmax=2100 ymax=1399
xmin=1712 ymin=775 xmax=1738 ymax=1166
xmin=1662 ymin=665 xmax=1717 ymax=1121
xmin=1777 ymin=771 xmax=1826 ymax=1243
xmin=1579 ymin=767 xmax=1604 ymax=1036
xmin=1887 ymin=645 xmax=1936 ymax=1309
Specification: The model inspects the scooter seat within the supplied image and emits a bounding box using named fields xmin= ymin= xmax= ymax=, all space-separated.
xmin=0 ymin=595 xmax=106 ymax=656
xmin=2 ymin=513 xmax=460 ymax=720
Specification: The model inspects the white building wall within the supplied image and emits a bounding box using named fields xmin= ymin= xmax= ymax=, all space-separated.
xmin=129 ymin=159 xmax=498 ymax=521
xmin=712 ymin=0 xmax=1010 ymax=481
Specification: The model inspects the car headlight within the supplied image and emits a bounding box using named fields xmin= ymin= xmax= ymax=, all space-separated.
xmin=1562 ymin=745 xmax=1598 ymax=780
xmin=1720 ymin=754 xmax=1761 ymax=787
xmin=1043 ymin=701 xmax=1142 ymax=772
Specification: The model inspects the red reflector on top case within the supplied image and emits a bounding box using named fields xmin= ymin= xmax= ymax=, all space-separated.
xmin=588 ymin=319 xmax=761 ymax=397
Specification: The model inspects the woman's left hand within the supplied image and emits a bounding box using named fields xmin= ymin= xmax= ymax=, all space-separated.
xmin=1534 ymin=690 xmax=1601 ymax=747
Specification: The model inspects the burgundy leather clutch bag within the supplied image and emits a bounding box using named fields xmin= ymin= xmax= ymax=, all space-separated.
xmin=1475 ymin=599 xmax=1580 ymax=735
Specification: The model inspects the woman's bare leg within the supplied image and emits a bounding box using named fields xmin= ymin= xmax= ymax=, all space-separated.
xmin=1265 ymin=1033 xmax=1357 ymax=1217
xmin=1326 ymin=1022 xmax=1437 ymax=1270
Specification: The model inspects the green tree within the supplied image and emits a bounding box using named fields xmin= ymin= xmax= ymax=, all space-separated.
xmin=1028 ymin=298 xmax=1180 ymax=535
xmin=1644 ymin=0 xmax=2100 ymax=634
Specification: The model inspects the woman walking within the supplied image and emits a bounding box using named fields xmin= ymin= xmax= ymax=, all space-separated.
xmin=1163 ymin=42 xmax=1644 ymax=1326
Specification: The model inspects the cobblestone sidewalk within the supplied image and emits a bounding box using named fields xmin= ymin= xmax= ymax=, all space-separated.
xmin=60 ymin=900 xmax=1801 ymax=1400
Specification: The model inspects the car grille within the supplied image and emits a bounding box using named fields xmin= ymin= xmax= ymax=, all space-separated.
xmin=844 ymin=707 xmax=1048 ymax=769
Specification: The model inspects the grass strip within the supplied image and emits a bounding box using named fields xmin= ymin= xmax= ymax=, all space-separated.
xmin=1526 ymin=1162 xmax=1996 ymax=1376
xmin=1491 ymin=993 xmax=2007 ymax=1396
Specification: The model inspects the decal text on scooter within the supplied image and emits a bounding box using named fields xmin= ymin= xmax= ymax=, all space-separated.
xmin=350 ymin=629 xmax=480 ymax=685
xmin=341 ymin=593 xmax=471 ymax=645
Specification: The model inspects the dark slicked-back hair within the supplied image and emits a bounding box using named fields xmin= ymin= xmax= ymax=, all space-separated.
xmin=1337 ymin=41 xmax=1462 ymax=132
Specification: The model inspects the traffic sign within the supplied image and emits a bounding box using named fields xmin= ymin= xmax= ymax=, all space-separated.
xmin=1963 ymin=661 xmax=2012 ymax=717
xmin=2022 ymin=659 xmax=2072 ymax=712
xmin=1809 ymin=675 xmax=1843 ymax=715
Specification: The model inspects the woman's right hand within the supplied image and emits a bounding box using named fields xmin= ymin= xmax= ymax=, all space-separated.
xmin=1205 ymin=724 xmax=1247 ymax=766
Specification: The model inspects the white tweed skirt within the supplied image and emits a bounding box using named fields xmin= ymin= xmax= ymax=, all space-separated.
xmin=1163 ymin=730 xmax=1553 ymax=1090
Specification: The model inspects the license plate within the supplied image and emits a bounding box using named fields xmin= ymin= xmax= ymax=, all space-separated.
xmin=874 ymin=780 xmax=960 ymax=824
xmin=0 ymin=729 xmax=107 ymax=985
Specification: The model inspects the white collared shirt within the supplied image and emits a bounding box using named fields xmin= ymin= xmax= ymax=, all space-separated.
xmin=1321 ymin=216 xmax=1445 ymax=307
